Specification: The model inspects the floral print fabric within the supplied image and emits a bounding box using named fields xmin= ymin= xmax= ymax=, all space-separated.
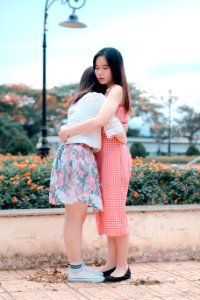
xmin=49 ymin=144 xmax=103 ymax=210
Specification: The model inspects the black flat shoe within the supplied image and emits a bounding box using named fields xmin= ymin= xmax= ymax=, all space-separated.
xmin=104 ymin=267 xmax=131 ymax=282
xmin=103 ymin=267 xmax=116 ymax=277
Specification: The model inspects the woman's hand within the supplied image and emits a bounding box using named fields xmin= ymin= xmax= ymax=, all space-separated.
xmin=58 ymin=125 xmax=70 ymax=143
xmin=123 ymin=123 xmax=128 ymax=133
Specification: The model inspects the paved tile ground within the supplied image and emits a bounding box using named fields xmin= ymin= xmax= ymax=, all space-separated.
xmin=0 ymin=261 xmax=200 ymax=300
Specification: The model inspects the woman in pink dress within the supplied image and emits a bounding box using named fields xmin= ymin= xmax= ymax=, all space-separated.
xmin=59 ymin=47 xmax=132 ymax=282
xmin=50 ymin=66 xmax=126 ymax=283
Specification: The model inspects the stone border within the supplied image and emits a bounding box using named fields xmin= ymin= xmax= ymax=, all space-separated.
xmin=1 ymin=204 xmax=200 ymax=217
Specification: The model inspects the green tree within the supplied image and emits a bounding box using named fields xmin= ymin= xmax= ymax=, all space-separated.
xmin=174 ymin=105 xmax=200 ymax=144
xmin=0 ymin=114 xmax=26 ymax=151
xmin=0 ymin=83 xmax=77 ymax=146
xmin=128 ymin=83 xmax=165 ymax=139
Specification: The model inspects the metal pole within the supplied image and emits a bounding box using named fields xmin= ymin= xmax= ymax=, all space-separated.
xmin=39 ymin=1 xmax=51 ymax=158
xmin=39 ymin=0 xmax=86 ymax=158
xmin=40 ymin=27 xmax=50 ymax=158
xmin=168 ymin=98 xmax=172 ymax=156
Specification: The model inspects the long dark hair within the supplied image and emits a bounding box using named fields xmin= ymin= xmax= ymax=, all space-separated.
xmin=93 ymin=47 xmax=131 ymax=113
xmin=71 ymin=66 xmax=106 ymax=104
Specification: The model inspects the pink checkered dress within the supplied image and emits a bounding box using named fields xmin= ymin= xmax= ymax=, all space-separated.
xmin=94 ymin=106 xmax=132 ymax=236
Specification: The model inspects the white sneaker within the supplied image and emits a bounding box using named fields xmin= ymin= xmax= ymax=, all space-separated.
xmin=82 ymin=264 xmax=103 ymax=276
xmin=68 ymin=265 xmax=104 ymax=283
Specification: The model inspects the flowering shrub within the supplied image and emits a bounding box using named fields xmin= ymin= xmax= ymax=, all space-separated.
xmin=0 ymin=154 xmax=55 ymax=209
xmin=0 ymin=155 xmax=200 ymax=209
xmin=127 ymin=157 xmax=200 ymax=205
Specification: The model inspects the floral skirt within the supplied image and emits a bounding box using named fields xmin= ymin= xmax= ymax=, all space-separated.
xmin=49 ymin=144 xmax=103 ymax=211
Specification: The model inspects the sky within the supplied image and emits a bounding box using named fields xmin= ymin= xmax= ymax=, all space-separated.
xmin=0 ymin=0 xmax=200 ymax=112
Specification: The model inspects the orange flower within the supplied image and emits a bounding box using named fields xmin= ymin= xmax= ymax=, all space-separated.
xmin=173 ymin=199 xmax=178 ymax=204
xmin=14 ymin=174 xmax=20 ymax=180
xmin=0 ymin=175 xmax=6 ymax=180
xmin=23 ymin=172 xmax=31 ymax=177
xmin=20 ymin=161 xmax=27 ymax=165
xmin=31 ymin=185 xmax=37 ymax=191
xmin=27 ymin=179 xmax=32 ymax=185
xmin=133 ymin=191 xmax=139 ymax=198
xmin=37 ymin=186 xmax=44 ymax=190
xmin=18 ymin=164 xmax=25 ymax=169
xmin=13 ymin=196 xmax=18 ymax=203
xmin=30 ymin=164 xmax=37 ymax=170
xmin=13 ymin=181 xmax=19 ymax=185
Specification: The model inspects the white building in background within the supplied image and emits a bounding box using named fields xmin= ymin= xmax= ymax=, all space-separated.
xmin=42 ymin=136 xmax=200 ymax=157
xmin=128 ymin=116 xmax=151 ymax=137
xmin=38 ymin=111 xmax=200 ymax=157
xmin=127 ymin=137 xmax=200 ymax=156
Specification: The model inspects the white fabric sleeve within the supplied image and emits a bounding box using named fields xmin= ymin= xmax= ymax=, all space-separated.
xmin=103 ymin=116 xmax=124 ymax=139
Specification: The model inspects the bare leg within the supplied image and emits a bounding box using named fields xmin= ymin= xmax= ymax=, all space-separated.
xmin=63 ymin=203 xmax=87 ymax=262
xmin=99 ymin=236 xmax=117 ymax=271
xmin=111 ymin=233 xmax=129 ymax=277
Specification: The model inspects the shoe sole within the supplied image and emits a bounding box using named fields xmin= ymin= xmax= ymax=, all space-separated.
xmin=68 ymin=277 xmax=104 ymax=283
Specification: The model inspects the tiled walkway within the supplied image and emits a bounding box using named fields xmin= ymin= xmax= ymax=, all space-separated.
xmin=0 ymin=261 xmax=200 ymax=299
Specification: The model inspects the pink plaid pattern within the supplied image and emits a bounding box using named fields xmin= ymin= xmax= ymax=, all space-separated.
xmin=95 ymin=106 xmax=132 ymax=236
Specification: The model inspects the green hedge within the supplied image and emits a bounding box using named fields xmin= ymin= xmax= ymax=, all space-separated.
xmin=130 ymin=142 xmax=146 ymax=158
xmin=127 ymin=162 xmax=200 ymax=205
xmin=145 ymin=156 xmax=199 ymax=164
xmin=0 ymin=154 xmax=200 ymax=209
xmin=0 ymin=154 xmax=55 ymax=209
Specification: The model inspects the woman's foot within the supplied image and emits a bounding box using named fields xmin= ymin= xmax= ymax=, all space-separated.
xmin=83 ymin=264 xmax=103 ymax=276
xmin=98 ymin=264 xmax=116 ymax=273
xmin=104 ymin=267 xmax=131 ymax=283
xmin=68 ymin=265 xmax=104 ymax=283
xmin=109 ymin=266 xmax=129 ymax=277
xmin=102 ymin=267 xmax=116 ymax=277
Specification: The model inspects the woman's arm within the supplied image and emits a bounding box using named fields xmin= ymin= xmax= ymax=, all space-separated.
xmin=59 ymin=85 xmax=123 ymax=143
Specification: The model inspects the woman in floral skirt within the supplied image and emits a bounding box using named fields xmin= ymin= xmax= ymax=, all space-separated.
xmin=49 ymin=66 xmax=126 ymax=283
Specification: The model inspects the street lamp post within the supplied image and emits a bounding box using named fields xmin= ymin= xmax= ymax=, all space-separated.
xmin=167 ymin=89 xmax=178 ymax=156
xmin=39 ymin=0 xmax=86 ymax=158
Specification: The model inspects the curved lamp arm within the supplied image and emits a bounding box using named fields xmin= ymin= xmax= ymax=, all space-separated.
xmin=43 ymin=0 xmax=86 ymax=32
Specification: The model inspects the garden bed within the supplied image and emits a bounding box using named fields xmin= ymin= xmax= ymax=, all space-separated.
xmin=0 ymin=154 xmax=200 ymax=209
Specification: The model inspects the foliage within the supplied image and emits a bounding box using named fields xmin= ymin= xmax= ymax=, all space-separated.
xmin=129 ymin=83 xmax=162 ymax=117
xmin=127 ymin=157 xmax=200 ymax=205
xmin=128 ymin=83 xmax=166 ymax=140
xmin=174 ymin=105 xmax=200 ymax=144
xmin=0 ymin=114 xmax=26 ymax=151
xmin=0 ymin=83 xmax=77 ymax=147
xmin=0 ymin=155 xmax=199 ymax=209
xmin=0 ymin=154 xmax=55 ymax=209
xmin=4 ymin=133 xmax=35 ymax=155
xmin=185 ymin=144 xmax=200 ymax=156
xmin=130 ymin=142 xmax=146 ymax=158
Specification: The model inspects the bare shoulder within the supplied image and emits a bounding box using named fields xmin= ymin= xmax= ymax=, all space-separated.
xmin=112 ymin=84 xmax=123 ymax=92
xmin=109 ymin=84 xmax=123 ymax=96
xmin=108 ymin=85 xmax=123 ymax=103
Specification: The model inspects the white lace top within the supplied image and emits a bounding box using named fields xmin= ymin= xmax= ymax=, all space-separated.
xmin=66 ymin=92 xmax=123 ymax=151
